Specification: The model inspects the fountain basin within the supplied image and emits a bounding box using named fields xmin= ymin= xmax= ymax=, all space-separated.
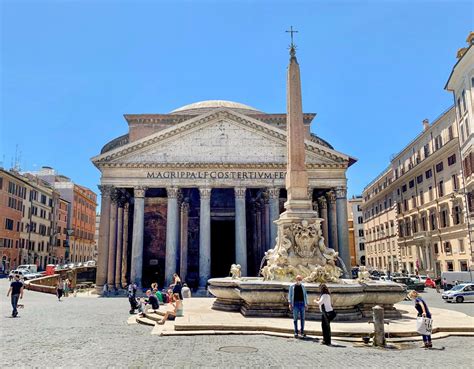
xmin=208 ymin=277 xmax=407 ymax=321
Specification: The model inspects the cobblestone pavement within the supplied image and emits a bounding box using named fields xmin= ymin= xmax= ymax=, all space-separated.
xmin=1 ymin=279 xmax=473 ymax=369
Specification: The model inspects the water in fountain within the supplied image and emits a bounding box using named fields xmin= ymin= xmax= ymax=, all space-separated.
xmin=336 ymin=255 xmax=350 ymax=279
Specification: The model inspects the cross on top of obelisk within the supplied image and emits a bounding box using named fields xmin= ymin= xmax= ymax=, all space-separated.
xmin=286 ymin=26 xmax=298 ymax=57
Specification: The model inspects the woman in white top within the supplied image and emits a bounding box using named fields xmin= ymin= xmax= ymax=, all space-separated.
xmin=315 ymin=284 xmax=336 ymax=345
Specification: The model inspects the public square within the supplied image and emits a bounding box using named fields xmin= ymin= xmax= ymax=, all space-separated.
xmin=1 ymin=279 xmax=473 ymax=368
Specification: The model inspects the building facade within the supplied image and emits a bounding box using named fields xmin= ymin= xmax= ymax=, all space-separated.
xmin=33 ymin=167 xmax=97 ymax=263
xmin=0 ymin=169 xmax=26 ymax=271
xmin=347 ymin=196 xmax=365 ymax=266
xmin=445 ymin=32 xmax=474 ymax=262
xmin=93 ymin=100 xmax=356 ymax=289
xmin=362 ymin=168 xmax=399 ymax=273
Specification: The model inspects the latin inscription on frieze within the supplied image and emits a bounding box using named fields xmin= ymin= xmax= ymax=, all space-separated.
xmin=146 ymin=171 xmax=286 ymax=180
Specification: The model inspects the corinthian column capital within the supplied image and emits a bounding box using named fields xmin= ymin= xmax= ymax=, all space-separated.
xmin=199 ymin=187 xmax=212 ymax=199
xmin=134 ymin=186 xmax=148 ymax=198
xmin=335 ymin=186 xmax=347 ymax=199
xmin=326 ymin=190 xmax=336 ymax=204
xmin=98 ymin=185 xmax=114 ymax=198
xmin=166 ymin=187 xmax=180 ymax=199
xmin=318 ymin=196 xmax=327 ymax=209
xmin=234 ymin=187 xmax=246 ymax=199
xmin=268 ymin=187 xmax=280 ymax=200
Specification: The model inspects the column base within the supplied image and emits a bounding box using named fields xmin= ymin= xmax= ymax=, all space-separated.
xmin=194 ymin=287 xmax=210 ymax=297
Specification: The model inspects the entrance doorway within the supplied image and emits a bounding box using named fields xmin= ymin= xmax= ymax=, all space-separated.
xmin=211 ymin=218 xmax=235 ymax=278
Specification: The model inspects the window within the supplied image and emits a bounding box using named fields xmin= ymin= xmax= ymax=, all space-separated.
xmin=459 ymin=239 xmax=465 ymax=253
xmin=421 ymin=214 xmax=427 ymax=231
xmin=430 ymin=211 xmax=437 ymax=230
xmin=5 ymin=218 xmax=14 ymax=230
xmin=358 ymin=229 xmax=364 ymax=237
xmin=460 ymin=260 xmax=468 ymax=271
xmin=440 ymin=208 xmax=449 ymax=228
xmin=359 ymin=242 xmax=365 ymax=251
xmin=357 ymin=216 xmax=363 ymax=224
xmin=448 ymin=154 xmax=456 ymax=166
xmin=453 ymin=205 xmax=462 ymax=225
xmin=452 ymin=175 xmax=459 ymax=191
xmin=402 ymin=184 xmax=407 ymax=192
xmin=434 ymin=135 xmax=443 ymax=150
xmin=438 ymin=181 xmax=444 ymax=197
xmin=0 ymin=177 xmax=3 ymax=190
xmin=423 ymin=144 xmax=430 ymax=158
xmin=444 ymin=242 xmax=452 ymax=254
xmin=462 ymin=90 xmax=467 ymax=112
xmin=404 ymin=199 xmax=408 ymax=211
xmin=434 ymin=243 xmax=439 ymax=254
xmin=425 ymin=169 xmax=432 ymax=179
xmin=435 ymin=162 xmax=444 ymax=173
xmin=412 ymin=217 xmax=418 ymax=233
xmin=409 ymin=180 xmax=415 ymax=188
xmin=419 ymin=190 xmax=424 ymax=205
xmin=448 ymin=125 xmax=454 ymax=140
xmin=412 ymin=195 xmax=416 ymax=208
xmin=417 ymin=175 xmax=423 ymax=184
xmin=429 ymin=186 xmax=434 ymax=201
xmin=446 ymin=261 xmax=454 ymax=271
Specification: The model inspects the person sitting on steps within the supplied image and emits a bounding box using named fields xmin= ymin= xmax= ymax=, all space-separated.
xmin=157 ymin=293 xmax=183 ymax=324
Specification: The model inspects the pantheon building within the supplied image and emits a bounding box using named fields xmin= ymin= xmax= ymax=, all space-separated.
xmin=92 ymin=100 xmax=356 ymax=290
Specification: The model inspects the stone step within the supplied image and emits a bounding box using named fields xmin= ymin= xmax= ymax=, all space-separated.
xmin=136 ymin=316 xmax=156 ymax=326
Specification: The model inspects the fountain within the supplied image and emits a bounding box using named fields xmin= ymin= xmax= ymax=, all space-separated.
xmin=207 ymin=34 xmax=406 ymax=321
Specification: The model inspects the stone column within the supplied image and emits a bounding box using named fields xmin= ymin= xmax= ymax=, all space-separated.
xmin=130 ymin=186 xmax=147 ymax=287
xmin=262 ymin=191 xmax=271 ymax=250
xmin=165 ymin=187 xmax=180 ymax=286
xmin=180 ymin=201 xmax=189 ymax=282
xmin=234 ymin=187 xmax=247 ymax=276
xmin=121 ymin=202 xmax=130 ymax=288
xmin=114 ymin=196 xmax=124 ymax=288
xmin=199 ymin=187 xmax=212 ymax=289
xmin=96 ymin=185 xmax=112 ymax=291
xmin=318 ymin=196 xmax=329 ymax=246
xmin=268 ymin=188 xmax=280 ymax=248
xmin=327 ymin=190 xmax=339 ymax=250
xmin=107 ymin=189 xmax=119 ymax=288
xmin=335 ymin=186 xmax=350 ymax=276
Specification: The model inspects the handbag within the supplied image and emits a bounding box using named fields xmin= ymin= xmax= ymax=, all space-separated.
xmin=416 ymin=317 xmax=433 ymax=335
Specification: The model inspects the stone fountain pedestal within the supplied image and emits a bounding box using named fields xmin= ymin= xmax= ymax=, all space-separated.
xmin=208 ymin=277 xmax=406 ymax=321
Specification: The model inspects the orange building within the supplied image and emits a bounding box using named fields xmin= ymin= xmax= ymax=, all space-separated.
xmin=54 ymin=198 xmax=69 ymax=263
xmin=70 ymin=184 xmax=97 ymax=262
xmin=0 ymin=169 xmax=26 ymax=271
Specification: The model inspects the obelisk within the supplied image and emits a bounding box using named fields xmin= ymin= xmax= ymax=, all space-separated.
xmin=282 ymin=32 xmax=314 ymax=217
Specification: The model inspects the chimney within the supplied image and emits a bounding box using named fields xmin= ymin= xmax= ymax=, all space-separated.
xmin=423 ymin=119 xmax=430 ymax=131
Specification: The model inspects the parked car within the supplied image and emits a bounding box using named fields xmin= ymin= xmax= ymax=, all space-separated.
xmin=8 ymin=269 xmax=38 ymax=281
xmin=85 ymin=260 xmax=96 ymax=267
xmin=392 ymin=276 xmax=425 ymax=292
xmin=442 ymin=283 xmax=474 ymax=303
xmin=17 ymin=264 xmax=38 ymax=273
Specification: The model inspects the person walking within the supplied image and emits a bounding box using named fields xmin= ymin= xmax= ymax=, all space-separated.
xmin=288 ymin=275 xmax=308 ymax=338
xmin=127 ymin=282 xmax=138 ymax=314
xmin=172 ymin=273 xmax=183 ymax=300
xmin=7 ymin=275 xmax=24 ymax=317
xmin=408 ymin=290 xmax=433 ymax=348
xmin=315 ymin=284 xmax=336 ymax=346
xmin=63 ymin=278 xmax=70 ymax=297
xmin=56 ymin=278 xmax=64 ymax=301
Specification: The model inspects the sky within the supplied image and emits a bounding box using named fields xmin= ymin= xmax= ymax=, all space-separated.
xmin=1 ymin=0 xmax=473 ymax=201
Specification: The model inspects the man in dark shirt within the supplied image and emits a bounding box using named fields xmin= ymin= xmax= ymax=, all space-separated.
xmin=146 ymin=290 xmax=160 ymax=311
xmin=288 ymin=275 xmax=308 ymax=338
xmin=7 ymin=275 xmax=24 ymax=317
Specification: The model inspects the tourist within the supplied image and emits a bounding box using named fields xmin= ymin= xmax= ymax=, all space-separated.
xmin=315 ymin=284 xmax=336 ymax=346
xmin=157 ymin=293 xmax=183 ymax=324
xmin=63 ymin=278 xmax=70 ymax=297
xmin=182 ymin=283 xmax=191 ymax=298
xmin=127 ymin=282 xmax=138 ymax=314
xmin=56 ymin=278 xmax=64 ymax=301
xmin=102 ymin=283 xmax=109 ymax=297
xmin=408 ymin=290 xmax=432 ymax=348
xmin=172 ymin=273 xmax=183 ymax=300
xmin=288 ymin=275 xmax=308 ymax=338
xmin=146 ymin=289 xmax=160 ymax=311
xmin=7 ymin=275 xmax=24 ymax=317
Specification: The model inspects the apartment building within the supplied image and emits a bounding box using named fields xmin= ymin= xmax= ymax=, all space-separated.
xmin=347 ymin=196 xmax=365 ymax=266
xmin=362 ymin=168 xmax=399 ymax=273
xmin=445 ymin=32 xmax=474 ymax=258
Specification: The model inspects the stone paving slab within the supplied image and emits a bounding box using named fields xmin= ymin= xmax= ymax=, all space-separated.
xmin=139 ymin=297 xmax=474 ymax=338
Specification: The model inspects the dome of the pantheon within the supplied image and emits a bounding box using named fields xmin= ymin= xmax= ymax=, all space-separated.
xmin=170 ymin=100 xmax=262 ymax=115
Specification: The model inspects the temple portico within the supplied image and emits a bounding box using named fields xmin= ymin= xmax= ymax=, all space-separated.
xmin=92 ymin=101 xmax=355 ymax=290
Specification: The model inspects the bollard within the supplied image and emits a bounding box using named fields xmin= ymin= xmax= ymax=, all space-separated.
xmin=372 ymin=305 xmax=385 ymax=347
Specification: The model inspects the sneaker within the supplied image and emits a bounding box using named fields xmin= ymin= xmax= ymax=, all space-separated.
xmin=300 ymin=331 xmax=307 ymax=338
xmin=294 ymin=333 xmax=298 ymax=338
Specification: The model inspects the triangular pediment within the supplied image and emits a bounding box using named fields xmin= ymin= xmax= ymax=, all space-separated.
xmin=92 ymin=109 xmax=352 ymax=169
